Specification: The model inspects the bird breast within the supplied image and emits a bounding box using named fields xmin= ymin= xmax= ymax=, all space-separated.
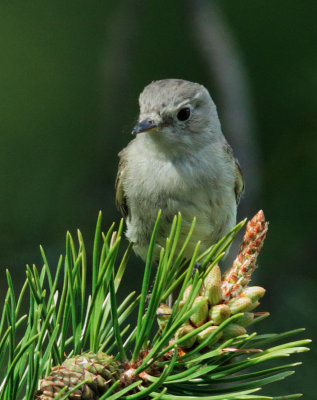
xmin=124 ymin=140 xmax=233 ymax=221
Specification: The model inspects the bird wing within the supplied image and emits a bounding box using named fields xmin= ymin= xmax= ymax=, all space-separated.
xmin=115 ymin=149 xmax=129 ymax=218
xmin=223 ymin=143 xmax=245 ymax=205
xmin=234 ymin=159 xmax=245 ymax=204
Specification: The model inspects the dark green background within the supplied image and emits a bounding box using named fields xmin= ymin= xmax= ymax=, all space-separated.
xmin=0 ymin=1 xmax=315 ymax=397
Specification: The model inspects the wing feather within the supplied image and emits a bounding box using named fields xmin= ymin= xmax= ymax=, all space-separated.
xmin=223 ymin=143 xmax=245 ymax=205
xmin=234 ymin=159 xmax=244 ymax=204
xmin=115 ymin=150 xmax=129 ymax=218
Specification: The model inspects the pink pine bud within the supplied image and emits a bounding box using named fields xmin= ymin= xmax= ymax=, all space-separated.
xmin=222 ymin=210 xmax=268 ymax=300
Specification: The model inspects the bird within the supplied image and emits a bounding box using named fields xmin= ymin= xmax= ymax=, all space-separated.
xmin=115 ymin=79 xmax=244 ymax=262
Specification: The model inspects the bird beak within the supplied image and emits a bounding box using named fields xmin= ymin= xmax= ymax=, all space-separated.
xmin=132 ymin=120 xmax=158 ymax=135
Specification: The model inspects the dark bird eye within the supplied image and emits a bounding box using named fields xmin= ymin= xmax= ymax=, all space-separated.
xmin=177 ymin=107 xmax=191 ymax=121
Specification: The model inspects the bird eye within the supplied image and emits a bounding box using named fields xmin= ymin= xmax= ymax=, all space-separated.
xmin=177 ymin=107 xmax=191 ymax=121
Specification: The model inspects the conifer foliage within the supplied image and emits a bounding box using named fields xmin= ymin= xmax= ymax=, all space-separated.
xmin=0 ymin=211 xmax=310 ymax=400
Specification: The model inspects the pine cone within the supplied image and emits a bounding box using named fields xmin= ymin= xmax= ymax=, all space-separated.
xmin=36 ymin=353 xmax=120 ymax=400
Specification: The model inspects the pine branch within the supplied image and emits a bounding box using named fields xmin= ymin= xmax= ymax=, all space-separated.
xmin=0 ymin=211 xmax=310 ymax=400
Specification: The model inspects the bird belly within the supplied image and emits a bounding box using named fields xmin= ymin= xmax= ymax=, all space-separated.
xmin=125 ymin=170 xmax=236 ymax=261
xmin=123 ymin=145 xmax=237 ymax=261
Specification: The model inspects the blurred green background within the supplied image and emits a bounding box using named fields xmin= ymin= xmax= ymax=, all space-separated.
xmin=0 ymin=0 xmax=315 ymax=397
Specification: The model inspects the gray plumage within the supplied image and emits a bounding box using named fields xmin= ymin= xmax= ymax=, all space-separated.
xmin=116 ymin=79 xmax=244 ymax=261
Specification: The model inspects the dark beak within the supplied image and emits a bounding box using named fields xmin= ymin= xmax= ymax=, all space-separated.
xmin=132 ymin=120 xmax=157 ymax=135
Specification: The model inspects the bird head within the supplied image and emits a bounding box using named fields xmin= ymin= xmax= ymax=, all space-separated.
xmin=132 ymin=79 xmax=223 ymax=152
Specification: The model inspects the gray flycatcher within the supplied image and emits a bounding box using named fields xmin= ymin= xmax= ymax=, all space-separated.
xmin=115 ymin=79 xmax=244 ymax=262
